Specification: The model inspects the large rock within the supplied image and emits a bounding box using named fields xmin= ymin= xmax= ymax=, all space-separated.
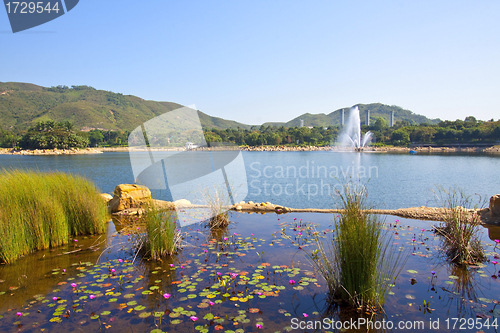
xmin=100 ymin=193 xmax=113 ymax=203
xmin=490 ymin=194 xmax=500 ymax=216
xmin=109 ymin=184 xmax=152 ymax=213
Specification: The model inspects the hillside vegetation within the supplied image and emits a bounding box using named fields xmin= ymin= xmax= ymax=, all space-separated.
xmin=0 ymin=82 xmax=250 ymax=132
xmin=263 ymin=103 xmax=440 ymax=128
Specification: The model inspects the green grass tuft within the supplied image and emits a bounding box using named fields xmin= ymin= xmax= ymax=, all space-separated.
xmin=309 ymin=180 xmax=406 ymax=310
xmin=141 ymin=203 xmax=181 ymax=259
xmin=0 ymin=169 xmax=108 ymax=263
xmin=433 ymin=187 xmax=485 ymax=265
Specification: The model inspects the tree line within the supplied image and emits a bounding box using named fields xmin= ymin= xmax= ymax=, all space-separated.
xmin=0 ymin=116 xmax=499 ymax=149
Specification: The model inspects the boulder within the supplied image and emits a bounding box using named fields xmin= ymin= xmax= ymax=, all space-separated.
xmin=490 ymin=195 xmax=500 ymax=216
xmin=109 ymin=184 xmax=152 ymax=213
xmin=100 ymin=193 xmax=113 ymax=203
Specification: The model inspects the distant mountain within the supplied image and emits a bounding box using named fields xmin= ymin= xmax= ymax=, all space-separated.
xmin=0 ymin=82 xmax=440 ymax=133
xmin=0 ymin=82 xmax=251 ymax=132
xmin=263 ymin=103 xmax=441 ymax=127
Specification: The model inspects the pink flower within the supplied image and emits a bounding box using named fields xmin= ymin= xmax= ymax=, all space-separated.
xmin=495 ymin=239 xmax=500 ymax=243
xmin=170 ymin=264 xmax=174 ymax=267
xmin=16 ymin=312 xmax=22 ymax=317
xmin=52 ymin=297 xmax=58 ymax=301
xmin=234 ymin=233 xmax=237 ymax=236
xmin=118 ymin=259 xmax=123 ymax=263
xmin=289 ymin=279 xmax=295 ymax=285
xmin=217 ymin=272 xmax=221 ymax=276
xmin=180 ymin=266 xmax=184 ymax=269
xmin=298 ymin=232 xmax=302 ymax=235
xmin=251 ymin=233 xmax=254 ymax=236
xmin=231 ymin=273 xmax=237 ymax=279
xmin=163 ymin=293 xmax=171 ymax=299
xmin=303 ymin=313 xmax=308 ymax=317
xmin=204 ymin=249 xmax=208 ymax=253
xmin=62 ymin=269 xmax=66 ymax=273
xmin=223 ymin=237 xmax=228 ymax=241
xmin=71 ymin=283 xmax=77 ymax=288
xmin=209 ymin=301 xmax=215 ymax=306
xmin=190 ymin=316 xmax=198 ymax=321
xmin=111 ymin=269 xmax=116 ymax=273
xmin=256 ymin=323 xmax=263 ymax=329
xmin=89 ymin=295 xmax=95 ymax=300
xmin=74 ymin=239 xmax=78 ymax=242
xmin=492 ymin=261 xmax=498 ymax=265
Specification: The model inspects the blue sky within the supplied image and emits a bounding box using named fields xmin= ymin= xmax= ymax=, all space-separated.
xmin=1 ymin=0 xmax=499 ymax=125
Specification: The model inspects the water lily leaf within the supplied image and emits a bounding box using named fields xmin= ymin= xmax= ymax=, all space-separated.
xmin=407 ymin=270 xmax=418 ymax=274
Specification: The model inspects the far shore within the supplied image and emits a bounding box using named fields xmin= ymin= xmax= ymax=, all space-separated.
xmin=1 ymin=144 xmax=499 ymax=155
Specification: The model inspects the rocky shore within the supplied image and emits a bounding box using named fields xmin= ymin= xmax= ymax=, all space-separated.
xmin=4 ymin=145 xmax=497 ymax=155
xmin=104 ymin=184 xmax=500 ymax=226
xmin=0 ymin=147 xmax=103 ymax=155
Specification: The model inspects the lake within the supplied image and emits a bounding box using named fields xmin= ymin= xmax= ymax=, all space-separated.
xmin=0 ymin=151 xmax=499 ymax=209
xmin=1 ymin=151 xmax=500 ymax=332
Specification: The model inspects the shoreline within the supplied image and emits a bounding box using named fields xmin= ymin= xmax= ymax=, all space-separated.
xmin=1 ymin=145 xmax=499 ymax=156
xmin=109 ymin=199 xmax=499 ymax=226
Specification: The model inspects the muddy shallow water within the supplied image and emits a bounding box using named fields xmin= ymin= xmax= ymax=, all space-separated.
xmin=1 ymin=212 xmax=500 ymax=333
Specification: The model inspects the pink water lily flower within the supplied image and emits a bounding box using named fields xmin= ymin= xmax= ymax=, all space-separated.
xmin=190 ymin=316 xmax=198 ymax=321
xmin=89 ymin=295 xmax=95 ymax=300
xmin=256 ymin=323 xmax=263 ymax=329
xmin=71 ymin=283 xmax=77 ymax=288
xmin=163 ymin=293 xmax=171 ymax=299
xmin=289 ymin=279 xmax=295 ymax=285
xmin=16 ymin=312 xmax=22 ymax=317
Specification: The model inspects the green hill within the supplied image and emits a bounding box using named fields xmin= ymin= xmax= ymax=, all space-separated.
xmin=1 ymin=82 xmax=439 ymax=133
xmin=263 ymin=103 xmax=440 ymax=127
xmin=0 ymin=82 xmax=251 ymax=132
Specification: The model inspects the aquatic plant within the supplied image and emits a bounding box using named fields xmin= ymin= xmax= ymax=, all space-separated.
xmin=308 ymin=181 xmax=406 ymax=310
xmin=141 ymin=203 xmax=182 ymax=258
xmin=433 ymin=187 xmax=485 ymax=265
xmin=0 ymin=169 xmax=108 ymax=264
xmin=201 ymin=184 xmax=232 ymax=229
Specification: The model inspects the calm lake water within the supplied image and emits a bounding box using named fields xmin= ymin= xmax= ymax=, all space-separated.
xmin=0 ymin=212 xmax=499 ymax=332
xmin=0 ymin=151 xmax=499 ymax=209
xmin=1 ymin=151 xmax=500 ymax=332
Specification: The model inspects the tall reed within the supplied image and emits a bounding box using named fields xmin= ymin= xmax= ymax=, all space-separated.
xmin=309 ymin=181 xmax=406 ymax=310
xmin=0 ymin=169 xmax=108 ymax=263
xmin=433 ymin=187 xmax=485 ymax=265
xmin=201 ymin=184 xmax=232 ymax=228
xmin=142 ymin=203 xmax=181 ymax=259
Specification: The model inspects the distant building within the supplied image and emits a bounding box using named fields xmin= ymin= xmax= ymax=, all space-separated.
xmin=300 ymin=119 xmax=304 ymax=127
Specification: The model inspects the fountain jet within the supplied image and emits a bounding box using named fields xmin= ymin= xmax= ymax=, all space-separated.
xmin=338 ymin=106 xmax=373 ymax=151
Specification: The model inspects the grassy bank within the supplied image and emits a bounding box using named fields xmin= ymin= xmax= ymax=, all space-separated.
xmin=0 ymin=169 xmax=108 ymax=263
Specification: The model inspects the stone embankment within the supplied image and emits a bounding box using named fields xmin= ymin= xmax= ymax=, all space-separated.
xmin=104 ymin=184 xmax=500 ymax=226
xmin=0 ymin=148 xmax=102 ymax=155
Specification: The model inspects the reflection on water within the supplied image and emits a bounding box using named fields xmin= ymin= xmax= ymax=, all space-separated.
xmin=0 ymin=212 xmax=499 ymax=332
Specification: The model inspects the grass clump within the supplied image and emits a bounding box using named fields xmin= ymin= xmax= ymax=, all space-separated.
xmin=309 ymin=181 xmax=406 ymax=310
xmin=201 ymin=184 xmax=232 ymax=229
xmin=137 ymin=203 xmax=182 ymax=259
xmin=0 ymin=169 xmax=108 ymax=263
xmin=434 ymin=187 xmax=485 ymax=265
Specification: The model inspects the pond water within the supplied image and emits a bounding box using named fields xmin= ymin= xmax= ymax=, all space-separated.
xmin=0 ymin=151 xmax=499 ymax=209
xmin=1 ymin=212 xmax=500 ymax=333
